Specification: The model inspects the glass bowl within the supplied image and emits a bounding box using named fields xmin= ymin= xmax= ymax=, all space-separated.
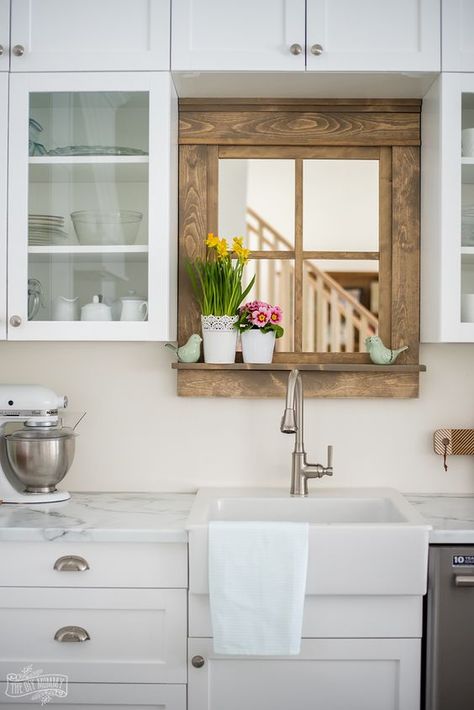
xmin=71 ymin=210 xmax=143 ymax=245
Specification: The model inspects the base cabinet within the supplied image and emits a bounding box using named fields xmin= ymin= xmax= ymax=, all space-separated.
xmin=188 ymin=638 xmax=421 ymax=710
xmin=0 ymin=683 xmax=185 ymax=709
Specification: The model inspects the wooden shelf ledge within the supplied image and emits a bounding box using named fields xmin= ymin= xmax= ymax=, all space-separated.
xmin=172 ymin=362 xmax=426 ymax=373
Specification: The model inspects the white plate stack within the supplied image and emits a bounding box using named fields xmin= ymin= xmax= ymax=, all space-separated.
xmin=462 ymin=207 xmax=474 ymax=246
xmin=28 ymin=214 xmax=68 ymax=245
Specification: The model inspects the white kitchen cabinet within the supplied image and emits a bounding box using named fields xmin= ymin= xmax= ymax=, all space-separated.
xmin=0 ymin=0 xmax=9 ymax=71
xmin=0 ymin=73 xmax=7 ymax=340
xmin=188 ymin=638 xmax=421 ymax=710
xmin=0 ymin=683 xmax=186 ymax=709
xmin=306 ymin=0 xmax=440 ymax=72
xmin=442 ymin=0 xmax=474 ymax=71
xmin=171 ymin=0 xmax=440 ymax=72
xmin=9 ymin=0 xmax=170 ymax=72
xmin=7 ymin=71 xmax=177 ymax=341
xmin=421 ymin=73 xmax=474 ymax=342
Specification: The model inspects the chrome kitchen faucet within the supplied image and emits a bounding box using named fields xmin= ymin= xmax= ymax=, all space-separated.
xmin=280 ymin=369 xmax=333 ymax=496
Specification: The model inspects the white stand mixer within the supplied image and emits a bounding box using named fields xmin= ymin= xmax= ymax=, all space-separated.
xmin=0 ymin=385 xmax=71 ymax=504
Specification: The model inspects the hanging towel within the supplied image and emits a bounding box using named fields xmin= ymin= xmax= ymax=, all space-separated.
xmin=208 ymin=520 xmax=309 ymax=655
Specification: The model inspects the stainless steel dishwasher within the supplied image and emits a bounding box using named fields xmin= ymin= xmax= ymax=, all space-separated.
xmin=425 ymin=545 xmax=474 ymax=709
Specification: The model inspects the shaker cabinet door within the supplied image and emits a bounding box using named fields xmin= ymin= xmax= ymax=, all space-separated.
xmin=306 ymin=0 xmax=440 ymax=72
xmin=0 ymin=0 xmax=9 ymax=71
xmin=0 ymin=74 xmax=6 ymax=340
xmin=442 ymin=0 xmax=474 ymax=71
xmin=171 ymin=0 xmax=306 ymax=71
xmin=10 ymin=0 xmax=170 ymax=71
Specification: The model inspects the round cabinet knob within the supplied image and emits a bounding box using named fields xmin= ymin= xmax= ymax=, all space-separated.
xmin=289 ymin=43 xmax=303 ymax=56
xmin=9 ymin=315 xmax=22 ymax=328
xmin=12 ymin=44 xmax=25 ymax=57
xmin=311 ymin=43 xmax=324 ymax=56
xmin=54 ymin=626 xmax=90 ymax=643
xmin=191 ymin=655 xmax=205 ymax=668
xmin=0 ymin=46 xmax=4 ymax=56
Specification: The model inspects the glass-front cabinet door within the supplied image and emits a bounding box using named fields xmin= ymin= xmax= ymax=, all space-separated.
xmin=8 ymin=72 xmax=176 ymax=341
xmin=0 ymin=73 xmax=7 ymax=339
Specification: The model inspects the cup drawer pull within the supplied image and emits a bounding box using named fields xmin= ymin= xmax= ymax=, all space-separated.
xmin=54 ymin=626 xmax=90 ymax=643
xmin=455 ymin=575 xmax=474 ymax=587
xmin=53 ymin=555 xmax=90 ymax=572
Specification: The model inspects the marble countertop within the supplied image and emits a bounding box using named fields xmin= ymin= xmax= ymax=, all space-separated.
xmin=0 ymin=492 xmax=195 ymax=543
xmin=1 ymin=491 xmax=474 ymax=545
xmin=407 ymin=494 xmax=474 ymax=544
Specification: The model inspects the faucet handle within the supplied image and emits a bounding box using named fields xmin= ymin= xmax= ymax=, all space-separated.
xmin=326 ymin=445 xmax=334 ymax=472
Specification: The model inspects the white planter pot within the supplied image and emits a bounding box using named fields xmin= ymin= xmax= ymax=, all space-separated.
xmin=201 ymin=314 xmax=238 ymax=364
xmin=241 ymin=329 xmax=276 ymax=364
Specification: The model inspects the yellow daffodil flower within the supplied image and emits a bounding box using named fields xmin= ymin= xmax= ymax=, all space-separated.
xmin=215 ymin=237 xmax=229 ymax=259
xmin=206 ymin=232 xmax=220 ymax=249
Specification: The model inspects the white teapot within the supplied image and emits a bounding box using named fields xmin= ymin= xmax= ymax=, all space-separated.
xmin=81 ymin=295 xmax=112 ymax=321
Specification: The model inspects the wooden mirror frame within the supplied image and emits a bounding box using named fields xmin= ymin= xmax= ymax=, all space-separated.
xmin=175 ymin=99 xmax=425 ymax=398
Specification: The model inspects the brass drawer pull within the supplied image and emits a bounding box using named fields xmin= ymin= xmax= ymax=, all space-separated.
xmin=54 ymin=626 xmax=90 ymax=643
xmin=53 ymin=555 xmax=90 ymax=572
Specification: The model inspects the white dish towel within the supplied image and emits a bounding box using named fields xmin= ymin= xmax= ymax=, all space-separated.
xmin=208 ymin=520 xmax=309 ymax=655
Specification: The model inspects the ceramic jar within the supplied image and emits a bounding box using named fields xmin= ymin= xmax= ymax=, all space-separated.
xmin=81 ymin=295 xmax=112 ymax=321
xmin=201 ymin=314 xmax=238 ymax=363
xmin=120 ymin=298 xmax=148 ymax=321
xmin=241 ymin=329 xmax=276 ymax=363
xmin=52 ymin=296 xmax=79 ymax=321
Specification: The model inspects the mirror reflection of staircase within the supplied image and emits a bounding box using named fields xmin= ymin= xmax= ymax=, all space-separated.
xmin=246 ymin=208 xmax=378 ymax=353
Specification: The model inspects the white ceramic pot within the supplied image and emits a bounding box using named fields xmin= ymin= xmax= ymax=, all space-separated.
xmin=52 ymin=296 xmax=79 ymax=321
xmin=241 ymin=329 xmax=276 ymax=364
xmin=201 ymin=314 xmax=238 ymax=364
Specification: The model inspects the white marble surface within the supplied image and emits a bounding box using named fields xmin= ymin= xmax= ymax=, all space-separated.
xmin=0 ymin=492 xmax=195 ymax=543
xmin=407 ymin=494 xmax=474 ymax=543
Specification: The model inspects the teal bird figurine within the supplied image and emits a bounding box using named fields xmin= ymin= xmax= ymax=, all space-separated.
xmin=365 ymin=336 xmax=408 ymax=365
xmin=165 ymin=334 xmax=202 ymax=363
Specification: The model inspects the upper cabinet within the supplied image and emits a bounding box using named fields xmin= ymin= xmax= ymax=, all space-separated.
xmin=172 ymin=0 xmax=440 ymax=72
xmin=9 ymin=0 xmax=170 ymax=72
xmin=6 ymin=72 xmax=177 ymax=341
xmin=306 ymin=0 xmax=440 ymax=72
xmin=421 ymin=73 xmax=474 ymax=342
xmin=0 ymin=74 xmax=7 ymax=340
xmin=442 ymin=0 xmax=474 ymax=71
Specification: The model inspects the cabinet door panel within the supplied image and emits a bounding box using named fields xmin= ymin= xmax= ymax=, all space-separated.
xmin=0 ymin=588 xmax=187 ymax=684
xmin=0 ymin=73 xmax=6 ymax=340
xmin=0 ymin=683 xmax=186 ymax=709
xmin=189 ymin=638 xmax=421 ymax=710
xmin=172 ymin=0 xmax=305 ymax=71
xmin=8 ymin=71 xmax=176 ymax=342
xmin=0 ymin=0 xmax=9 ymax=71
xmin=307 ymin=0 xmax=440 ymax=71
xmin=442 ymin=0 xmax=474 ymax=71
xmin=10 ymin=0 xmax=170 ymax=71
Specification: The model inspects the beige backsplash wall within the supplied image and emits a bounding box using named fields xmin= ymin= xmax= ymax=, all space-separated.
xmin=0 ymin=341 xmax=473 ymax=494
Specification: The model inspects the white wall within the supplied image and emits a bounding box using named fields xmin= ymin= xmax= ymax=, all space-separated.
xmin=0 ymin=340 xmax=473 ymax=495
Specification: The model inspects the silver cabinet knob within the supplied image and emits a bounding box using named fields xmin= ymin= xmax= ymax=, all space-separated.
xmin=191 ymin=655 xmax=205 ymax=668
xmin=9 ymin=315 xmax=22 ymax=327
xmin=12 ymin=44 xmax=25 ymax=57
xmin=289 ymin=43 xmax=303 ymax=55
xmin=311 ymin=43 xmax=324 ymax=56
xmin=54 ymin=555 xmax=90 ymax=572
xmin=54 ymin=626 xmax=90 ymax=643
xmin=0 ymin=46 xmax=4 ymax=56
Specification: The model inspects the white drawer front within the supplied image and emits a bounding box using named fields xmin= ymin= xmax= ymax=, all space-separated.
xmin=0 ymin=682 xmax=185 ymax=708
xmin=0 ymin=542 xmax=187 ymax=588
xmin=0 ymin=588 xmax=186 ymax=684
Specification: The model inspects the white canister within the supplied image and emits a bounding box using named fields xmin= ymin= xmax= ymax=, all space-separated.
xmin=81 ymin=295 xmax=112 ymax=321
xmin=241 ymin=329 xmax=276 ymax=363
xmin=462 ymin=128 xmax=474 ymax=157
xmin=120 ymin=298 xmax=148 ymax=321
xmin=52 ymin=296 xmax=79 ymax=321
xmin=461 ymin=293 xmax=474 ymax=322
xmin=201 ymin=314 xmax=238 ymax=364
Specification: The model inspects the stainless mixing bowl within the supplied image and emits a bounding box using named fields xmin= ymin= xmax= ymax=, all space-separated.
xmin=4 ymin=427 xmax=76 ymax=493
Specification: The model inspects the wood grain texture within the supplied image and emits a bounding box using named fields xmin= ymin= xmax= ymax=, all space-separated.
xmin=176 ymin=370 xmax=420 ymax=398
xmin=179 ymin=98 xmax=422 ymax=113
xmin=391 ymin=146 xmax=420 ymax=365
xmin=172 ymin=363 xmax=425 ymax=372
xmin=178 ymin=145 xmax=209 ymax=347
xmin=294 ymin=159 xmax=303 ymax=352
xmin=179 ymin=112 xmax=420 ymax=146
xmin=378 ymin=146 xmax=392 ymax=345
xmin=219 ymin=146 xmax=381 ymax=159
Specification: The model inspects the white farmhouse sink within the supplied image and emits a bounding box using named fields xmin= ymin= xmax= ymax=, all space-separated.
xmin=187 ymin=487 xmax=431 ymax=596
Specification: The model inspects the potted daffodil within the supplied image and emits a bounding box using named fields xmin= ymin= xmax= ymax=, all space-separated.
xmin=186 ymin=233 xmax=255 ymax=363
